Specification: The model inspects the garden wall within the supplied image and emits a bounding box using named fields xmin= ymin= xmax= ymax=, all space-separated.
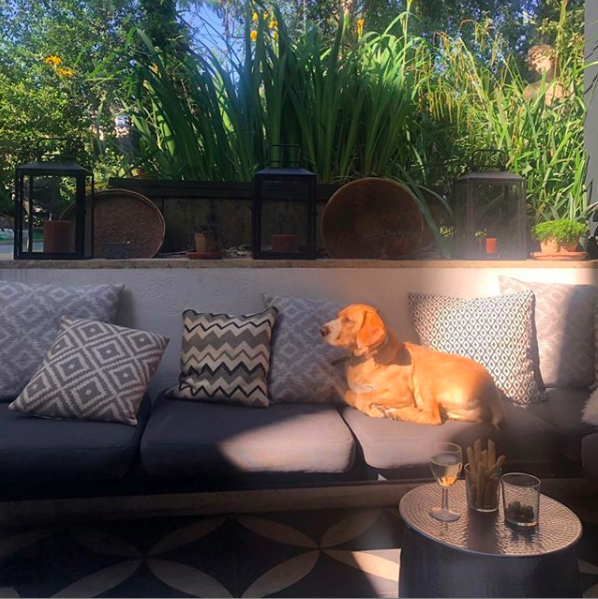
xmin=2 ymin=260 xmax=596 ymax=395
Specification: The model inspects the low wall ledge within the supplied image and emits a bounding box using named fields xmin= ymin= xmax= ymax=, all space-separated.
xmin=1 ymin=258 xmax=597 ymax=270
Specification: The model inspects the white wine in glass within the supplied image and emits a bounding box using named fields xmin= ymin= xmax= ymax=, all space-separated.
xmin=430 ymin=442 xmax=463 ymax=522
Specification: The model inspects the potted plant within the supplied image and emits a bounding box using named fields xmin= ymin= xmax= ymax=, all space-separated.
xmin=193 ymin=222 xmax=221 ymax=255
xmin=532 ymin=219 xmax=588 ymax=255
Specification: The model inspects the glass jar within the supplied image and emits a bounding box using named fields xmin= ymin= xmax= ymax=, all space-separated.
xmin=501 ymin=472 xmax=540 ymax=527
xmin=465 ymin=463 xmax=500 ymax=512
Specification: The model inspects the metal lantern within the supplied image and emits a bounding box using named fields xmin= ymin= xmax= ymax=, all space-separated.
xmin=452 ymin=151 xmax=528 ymax=259
xmin=14 ymin=157 xmax=93 ymax=260
xmin=252 ymin=145 xmax=317 ymax=260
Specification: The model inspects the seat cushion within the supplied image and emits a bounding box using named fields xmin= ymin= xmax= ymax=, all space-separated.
xmin=582 ymin=433 xmax=598 ymax=477
xmin=141 ymin=395 xmax=356 ymax=477
xmin=0 ymin=394 xmax=150 ymax=482
xmin=527 ymin=388 xmax=595 ymax=461
xmin=341 ymin=400 xmax=557 ymax=471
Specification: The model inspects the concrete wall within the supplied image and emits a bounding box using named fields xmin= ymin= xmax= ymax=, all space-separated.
xmin=586 ymin=0 xmax=598 ymax=210
xmin=1 ymin=265 xmax=597 ymax=395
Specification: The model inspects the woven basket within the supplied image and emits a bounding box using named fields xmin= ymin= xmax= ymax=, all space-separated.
xmin=322 ymin=178 xmax=423 ymax=259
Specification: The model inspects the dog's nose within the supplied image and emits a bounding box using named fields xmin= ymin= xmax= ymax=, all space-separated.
xmin=320 ymin=325 xmax=329 ymax=337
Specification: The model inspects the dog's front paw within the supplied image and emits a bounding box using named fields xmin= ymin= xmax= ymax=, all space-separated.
xmin=367 ymin=402 xmax=388 ymax=418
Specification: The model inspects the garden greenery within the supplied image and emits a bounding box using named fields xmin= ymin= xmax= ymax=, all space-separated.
xmin=532 ymin=219 xmax=588 ymax=244
xmin=109 ymin=0 xmax=590 ymax=242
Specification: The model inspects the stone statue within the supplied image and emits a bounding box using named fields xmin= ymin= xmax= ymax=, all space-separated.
xmin=522 ymin=44 xmax=566 ymax=106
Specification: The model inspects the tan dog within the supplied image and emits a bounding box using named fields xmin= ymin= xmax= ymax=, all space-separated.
xmin=321 ymin=304 xmax=504 ymax=428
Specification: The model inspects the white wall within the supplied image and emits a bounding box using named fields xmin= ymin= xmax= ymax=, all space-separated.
xmin=586 ymin=0 xmax=598 ymax=210
xmin=1 ymin=265 xmax=597 ymax=395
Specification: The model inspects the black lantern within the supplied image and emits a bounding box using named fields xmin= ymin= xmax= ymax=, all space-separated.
xmin=452 ymin=151 xmax=528 ymax=259
xmin=14 ymin=157 xmax=93 ymax=260
xmin=252 ymin=145 xmax=317 ymax=260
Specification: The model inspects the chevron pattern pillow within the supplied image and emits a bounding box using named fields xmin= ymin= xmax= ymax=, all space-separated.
xmin=409 ymin=290 xmax=544 ymax=405
xmin=9 ymin=317 xmax=168 ymax=425
xmin=166 ymin=308 xmax=278 ymax=407
xmin=0 ymin=282 xmax=123 ymax=400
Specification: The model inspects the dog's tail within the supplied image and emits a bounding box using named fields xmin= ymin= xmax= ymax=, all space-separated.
xmin=488 ymin=385 xmax=505 ymax=430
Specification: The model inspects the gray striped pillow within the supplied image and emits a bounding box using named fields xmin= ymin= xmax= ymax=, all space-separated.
xmin=166 ymin=308 xmax=278 ymax=407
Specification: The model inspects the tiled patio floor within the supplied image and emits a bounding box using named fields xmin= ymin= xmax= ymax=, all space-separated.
xmin=0 ymin=496 xmax=597 ymax=598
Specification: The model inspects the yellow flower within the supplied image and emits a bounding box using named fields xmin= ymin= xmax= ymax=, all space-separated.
xmin=250 ymin=30 xmax=258 ymax=41
xmin=44 ymin=55 xmax=62 ymax=66
xmin=272 ymin=31 xmax=278 ymax=41
xmin=357 ymin=18 xmax=365 ymax=37
xmin=57 ymin=67 xmax=74 ymax=77
xmin=269 ymin=18 xmax=277 ymax=30
xmin=263 ymin=12 xmax=269 ymax=19
xmin=252 ymin=12 xmax=258 ymax=21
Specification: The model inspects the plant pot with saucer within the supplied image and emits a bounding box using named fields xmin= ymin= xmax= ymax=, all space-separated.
xmin=531 ymin=219 xmax=588 ymax=260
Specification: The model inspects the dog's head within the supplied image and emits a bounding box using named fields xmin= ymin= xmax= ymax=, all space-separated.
xmin=320 ymin=304 xmax=387 ymax=357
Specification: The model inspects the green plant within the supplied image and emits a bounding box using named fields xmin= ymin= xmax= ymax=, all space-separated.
xmin=531 ymin=219 xmax=588 ymax=246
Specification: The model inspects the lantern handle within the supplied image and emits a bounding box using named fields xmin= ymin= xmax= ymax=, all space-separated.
xmin=470 ymin=149 xmax=508 ymax=171
xmin=266 ymin=144 xmax=302 ymax=168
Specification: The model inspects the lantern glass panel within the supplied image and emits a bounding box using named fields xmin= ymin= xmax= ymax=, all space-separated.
xmin=257 ymin=177 xmax=314 ymax=257
xmin=17 ymin=174 xmax=81 ymax=256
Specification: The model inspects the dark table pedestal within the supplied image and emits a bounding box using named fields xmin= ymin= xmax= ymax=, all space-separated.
xmin=399 ymin=527 xmax=581 ymax=598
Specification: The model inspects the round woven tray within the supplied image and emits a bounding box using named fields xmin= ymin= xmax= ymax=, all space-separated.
xmin=62 ymin=189 xmax=165 ymax=258
xmin=322 ymin=178 xmax=423 ymax=259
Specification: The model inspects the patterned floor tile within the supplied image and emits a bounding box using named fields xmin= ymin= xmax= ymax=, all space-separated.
xmin=0 ymin=499 xmax=596 ymax=598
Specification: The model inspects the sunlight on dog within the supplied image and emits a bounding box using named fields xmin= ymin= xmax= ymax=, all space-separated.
xmin=321 ymin=303 xmax=504 ymax=428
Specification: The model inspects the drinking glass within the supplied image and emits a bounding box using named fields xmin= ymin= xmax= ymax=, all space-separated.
xmin=430 ymin=442 xmax=463 ymax=522
xmin=502 ymin=472 xmax=540 ymax=527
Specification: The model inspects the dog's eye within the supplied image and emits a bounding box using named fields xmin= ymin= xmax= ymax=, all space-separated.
xmin=341 ymin=317 xmax=354 ymax=327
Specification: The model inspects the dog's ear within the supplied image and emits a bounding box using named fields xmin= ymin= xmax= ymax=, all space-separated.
xmin=355 ymin=310 xmax=386 ymax=356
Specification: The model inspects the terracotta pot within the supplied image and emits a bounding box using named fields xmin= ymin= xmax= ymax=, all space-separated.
xmin=485 ymin=237 xmax=498 ymax=255
xmin=271 ymin=234 xmax=298 ymax=253
xmin=43 ymin=220 xmax=74 ymax=254
xmin=380 ymin=237 xmax=415 ymax=258
xmin=195 ymin=232 xmax=218 ymax=253
xmin=540 ymin=237 xmax=578 ymax=254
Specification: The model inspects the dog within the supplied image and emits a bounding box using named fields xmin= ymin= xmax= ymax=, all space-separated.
xmin=321 ymin=304 xmax=504 ymax=428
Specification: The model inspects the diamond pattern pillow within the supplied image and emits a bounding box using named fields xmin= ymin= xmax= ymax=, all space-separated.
xmin=166 ymin=308 xmax=278 ymax=407
xmin=0 ymin=282 xmax=123 ymax=400
xmin=409 ymin=291 xmax=543 ymax=405
xmin=264 ymin=296 xmax=347 ymax=403
xmin=500 ymin=276 xmax=598 ymax=389
xmin=9 ymin=317 xmax=168 ymax=425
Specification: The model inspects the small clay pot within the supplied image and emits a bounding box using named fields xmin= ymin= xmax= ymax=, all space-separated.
xmin=271 ymin=234 xmax=298 ymax=253
xmin=485 ymin=237 xmax=498 ymax=255
xmin=43 ymin=220 xmax=74 ymax=254
xmin=195 ymin=232 xmax=218 ymax=253
xmin=540 ymin=237 xmax=578 ymax=254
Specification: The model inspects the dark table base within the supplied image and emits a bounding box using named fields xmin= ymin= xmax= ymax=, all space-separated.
xmin=399 ymin=527 xmax=581 ymax=598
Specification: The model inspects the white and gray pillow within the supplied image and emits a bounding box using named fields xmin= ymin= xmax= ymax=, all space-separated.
xmin=500 ymin=276 xmax=598 ymax=389
xmin=264 ymin=296 xmax=347 ymax=403
xmin=166 ymin=308 xmax=278 ymax=407
xmin=0 ymin=282 xmax=123 ymax=400
xmin=9 ymin=317 xmax=168 ymax=425
xmin=409 ymin=290 xmax=543 ymax=405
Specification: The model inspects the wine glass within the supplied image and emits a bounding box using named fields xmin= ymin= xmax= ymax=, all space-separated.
xmin=429 ymin=442 xmax=463 ymax=522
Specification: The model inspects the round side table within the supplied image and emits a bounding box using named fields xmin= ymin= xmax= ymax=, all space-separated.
xmin=399 ymin=481 xmax=582 ymax=598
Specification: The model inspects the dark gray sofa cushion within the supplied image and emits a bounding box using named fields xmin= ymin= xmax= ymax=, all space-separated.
xmin=141 ymin=395 xmax=356 ymax=477
xmin=340 ymin=400 xmax=558 ymax=471
xmin=582 ymin=433 xmax=598 ymax=477
xmin=527 ymin=388 xmax=595 ymax=461
xmin=0 ymin=394 xmax=150 ymax=482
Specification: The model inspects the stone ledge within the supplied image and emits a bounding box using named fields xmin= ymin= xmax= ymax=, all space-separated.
xmin=1 ymin=258 xmax=597 ymax=269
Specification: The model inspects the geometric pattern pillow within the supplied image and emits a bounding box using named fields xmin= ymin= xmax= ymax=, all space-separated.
xmin=0 ymin=282 xmax=123 ymax=400
xmin=409 ymin=290 xmax=544 ymax=405
xmin=264 ymin=296 xmax=348 ymax=404
xmin=166 ymin=308 xmax=278 ymax=408
xmin=500 ymin=276 xmax=598 ymax=389
xmin=9 ymin=317 xmax=168 ymax=425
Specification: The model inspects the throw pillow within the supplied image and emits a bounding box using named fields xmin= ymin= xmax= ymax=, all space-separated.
xmin=264 ymin=295 xmax=347 ymax=403
xmin=0 ymin=282 xmax=123 ymax=400
xmin=9 ymin=317 xmax=168 ymax=425
xmin=500 ymin=276 xmax=598 ymax=389
xmin=166 ymin=308 xmax=278 ymax=407
xmin=408 ymin=290 xmax=543 ymax=405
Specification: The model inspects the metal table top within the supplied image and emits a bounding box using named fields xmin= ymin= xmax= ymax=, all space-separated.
xmin=399 ymin=481 xmax=582 ymax=557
